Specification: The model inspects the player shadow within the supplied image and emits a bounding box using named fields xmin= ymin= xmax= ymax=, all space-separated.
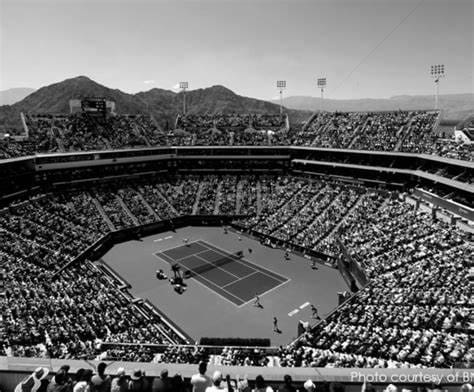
xmin=254 ymin=303 xmax=264 ymax=309
xmin=273 ymin=328 xmax=282 ymax=334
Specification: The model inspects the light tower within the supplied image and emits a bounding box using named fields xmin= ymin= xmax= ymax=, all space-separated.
xmin=276 ymin=80 xmax=286 ymax=116
xmin=179 ymin=81 xmax=189 ymax=115
xmin=430 ymin=65 xmax=445 ymax=110
xmin=317 ymin=77 xmax=327 ymax=112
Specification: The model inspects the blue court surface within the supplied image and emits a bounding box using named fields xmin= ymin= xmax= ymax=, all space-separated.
xmin=155 ymin=240 xmax=289 ymax=306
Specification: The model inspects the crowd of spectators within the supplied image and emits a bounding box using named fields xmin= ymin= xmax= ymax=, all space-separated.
xmin=1 ymin=257 xmax=185 ymax=359
xmin=118 ymin=188 xmax=155 ymax=225
xmin=177 ymin=114 xmax=286 ymax=132
xmin=292 ymin=186 xmax=361 ymax=251
xmin=303 ymin=112 xmax=366 ymax=149
xmin=93 ymin=190 xmax=136 ymax=230
xmin=0 ymin=110 xmax=472 ymax=161
xmin=0 ymin=139 xmax=35 ymax=159
xmin=1 ymin=174 xmax=472 ymax=368
xmin=399 ymin=112 xmax=441 ymax=154
xmin=251 ymin=180 xmax=318 ymax=235
xmin=171 ymin=113 xmax=289 ymax=146
xmin=350 ymin=111 xmax=409 ymax=151
xmin=216 ymin=176 xmax=238 ymax=215
xmin=240 ymin=180 xmax=367 ymax=263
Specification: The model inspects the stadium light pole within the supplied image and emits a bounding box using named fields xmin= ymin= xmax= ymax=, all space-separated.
xmin=276 ymin=80 xmax=286 ymax=116
xmin=430 ymin=65 xmax=445 ymax=110
xmin=317 ymin=77 xmax=327 ymax=112
xmin=180 ymin=82 xmax=189 ymax=115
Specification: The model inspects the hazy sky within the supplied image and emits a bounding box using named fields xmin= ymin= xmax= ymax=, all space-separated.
xmin=0 ymin=0 xmax=472 ymax=100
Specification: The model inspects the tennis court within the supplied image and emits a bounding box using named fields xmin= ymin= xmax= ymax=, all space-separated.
xmin=155 ymin=240 xmax=289 ymax=306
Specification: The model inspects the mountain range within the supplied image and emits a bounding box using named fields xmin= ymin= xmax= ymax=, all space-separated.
xmin=0 ymin=76 xmax=306 ymax=132
xmin=0 ymin=88 xmax=36 ymax=106
xmin=274 ymin=94 xmax=474 ymax=121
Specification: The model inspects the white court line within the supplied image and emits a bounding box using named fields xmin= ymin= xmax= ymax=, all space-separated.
xmin=288 ymin=309 xmax=299 ymax=317
xmin=154 ymin=238 xmax=163 ymax=242
xmin=299 ymin=302 xmax=310 ymax=309
xmin=221 ymin=271 xmax=259 ymax=289
xmin=164 ymin=236 xmax=173 ymax=239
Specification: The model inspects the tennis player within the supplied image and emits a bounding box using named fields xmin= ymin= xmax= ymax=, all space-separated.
xmin=253 ymin=293 xmax=261 ymax=307
xmin=273 ymin=317 xmax=279 ymax=332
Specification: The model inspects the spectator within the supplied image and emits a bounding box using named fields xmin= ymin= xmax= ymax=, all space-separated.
xmin=171 ymin=374 xmax=187 ymax=392
xmin=253 ymin=375 xmax=273 ymax=392
xmin=151 ymin=369 xmax=173 ymax=392
xmin=236 ymin=377 xmax=250 ymax=392
xmin=303 ymin=380 xmax=315 ymax=392
xmin=91 ymin=362 xmax=111 ymax=392
xmin=73 ymin=370 xmax=93 ymax=392
xmin=110 ymin=368 xmax=128 ymax=392
xmin=205 ymin=371 xmax=227 ymax=392
xmin=191 ymin=361 xmax=212 ymax=392
xmin=278 ymin=376 xmax=296 ymax=392
xmin=127 ymin=370 xmax=147 ymax=392
xmin=15 ymin=367 xmax=50 ymax=392
xmin=47 ymin=366 xmax=72 ymax=392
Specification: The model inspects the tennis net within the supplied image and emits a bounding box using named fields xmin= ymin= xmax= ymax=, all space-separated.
xmin=182 ymin=251 xmax=241 ymax=275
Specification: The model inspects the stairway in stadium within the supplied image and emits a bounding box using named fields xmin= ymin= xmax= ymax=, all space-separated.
xmin=256 ymin=180 xmax=262 ymax=215
xmin=213 ymin=180 xmax=223 ymax=215
xmin=192 ymin=182 xmax=205 ymax=215
xmin=316 ymin=192 xmax=367 ymax=245
xmin=235 ymin=178 xmax=244 ymax=215
xmin=394 ymin=112 xmax=416 ymax=151
xmin=90 ymin=194 xmax=117 ymax=231
xmin=115 ymin=194 xmax=140 ymax=226
xmin=155 ymin=186 xmax=180 ymax=216
xmin=347 ymin=116 xmax=370 ymax=149
xmin=134 ymin=189 xmax=160 ymax=220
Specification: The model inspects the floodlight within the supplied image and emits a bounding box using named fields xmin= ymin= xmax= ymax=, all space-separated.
xmin=179 ymin=82 xmax=189 ymax=115
xmin=276 ymin=81 xmax=286 ymax=115
xmin=429 ymin=64 xmax=446 ymax=110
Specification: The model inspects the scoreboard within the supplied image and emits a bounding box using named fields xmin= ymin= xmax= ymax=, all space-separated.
xmin=81 ymin=97 xmax=107 ymax=116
